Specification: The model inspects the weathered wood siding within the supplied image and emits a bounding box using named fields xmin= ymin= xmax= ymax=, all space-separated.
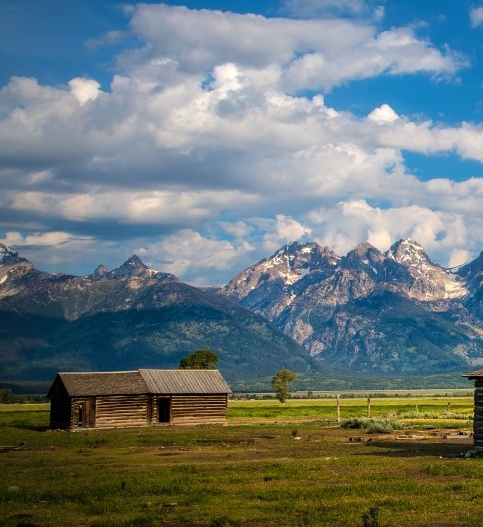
xmin=170 ymin=394 xmax=228 ymax=425
xmin=147 ymin=394 xmax=228 ymax=425
xmin=49 ymin=380 xmax=73 ymax=430
xmin=81 ymin=395 xmax=149 ymax=430
xmin=473 ymin=382 xmax=483 ymax=450
xmin=70 ymin=397 xmax=95 ymax=430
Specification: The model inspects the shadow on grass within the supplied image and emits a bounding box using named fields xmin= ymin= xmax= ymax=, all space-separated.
xmin=8 ymin=424 xmax=50 ymax=432
xmin=359 ymin=438 xmax=472 ymax=457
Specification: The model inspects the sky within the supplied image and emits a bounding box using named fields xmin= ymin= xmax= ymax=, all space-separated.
xmin=3 ymin=0 xmax=483 ymax=285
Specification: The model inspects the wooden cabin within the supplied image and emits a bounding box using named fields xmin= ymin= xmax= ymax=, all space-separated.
xmin=464 ymin=369 xmax=483 ymax=450
xmin=47 ymin=369 xmax=231 ymax=431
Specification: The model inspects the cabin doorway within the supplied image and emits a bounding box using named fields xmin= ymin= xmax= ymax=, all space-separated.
xmin=158 ymin=397 xmax=171 ymax=423
xmin=78 ymin=398 xmax=96 ymax=428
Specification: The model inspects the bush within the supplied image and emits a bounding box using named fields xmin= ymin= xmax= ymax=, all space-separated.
xmin=341 ymin=417 xmax=403 ymax=434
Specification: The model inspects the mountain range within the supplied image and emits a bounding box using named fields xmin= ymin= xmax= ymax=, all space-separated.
xmin=0 ymin=244 xmax=312 ymax=392
xmin=221 ymin=238 xmax=483 ymax=377
xmin=1 ymin=238 xmax=483 ymax=393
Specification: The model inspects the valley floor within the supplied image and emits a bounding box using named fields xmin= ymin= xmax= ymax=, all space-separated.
xmin=0 ymin=399 xmax=480 ymax=527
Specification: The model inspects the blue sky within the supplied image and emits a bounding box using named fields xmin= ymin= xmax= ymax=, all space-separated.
xmin=2 ymin=0 xmax=483 ymax=284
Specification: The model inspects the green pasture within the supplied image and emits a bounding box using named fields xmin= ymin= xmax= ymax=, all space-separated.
xmin=227 ymin=396 xmax=474 ymax=422
xmin=0 ymin=397 xmax=480 ymax=527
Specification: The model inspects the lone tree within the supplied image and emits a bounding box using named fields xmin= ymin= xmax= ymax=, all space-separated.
xmin=179 ymin=349 xmax=219 ymax=370
xmin=271 ymin=369 xmax=297 ymax=404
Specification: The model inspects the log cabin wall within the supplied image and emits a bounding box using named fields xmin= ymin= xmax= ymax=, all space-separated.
xmin=48 ymin=378 xmax=73 ymax=430
xmin=48 ymin=369 xmax=232 ymax=430
xmin=148 ymin=394 xmax=228 ymax=425
xmin=49 ymin=394 xmax=72 ymax=430
xmin=71 ymin=394 xmax=149 ymax=430
xmin=473 ymin=379 xmax=483 ymax=450
xmin=170 ymin=394 xmax=228 ymax=425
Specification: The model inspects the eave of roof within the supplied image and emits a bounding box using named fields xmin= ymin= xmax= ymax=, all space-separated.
xmin=464 ymin=369 xmax=483 ymax=379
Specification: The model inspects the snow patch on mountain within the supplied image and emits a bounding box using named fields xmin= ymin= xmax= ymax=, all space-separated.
xmin=0 ymin=244 xmax=20 ymax=264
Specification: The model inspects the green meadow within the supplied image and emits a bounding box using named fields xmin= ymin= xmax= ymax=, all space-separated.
xmin=0 ymin=397 xmax=480 ymax=527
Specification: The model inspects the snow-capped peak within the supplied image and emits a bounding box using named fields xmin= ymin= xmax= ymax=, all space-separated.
xmin=387 ymin=238 xmax=425 ymax=263
xmin=0 ymin=243 xmax=28 ymax=266
xmin=0 ymin=243 xmax=15 ymax=262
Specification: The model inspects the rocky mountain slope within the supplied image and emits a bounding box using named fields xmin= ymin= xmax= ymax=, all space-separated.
xmin=0 ymin=245 xmax=313 ymax=388
xmin=220 ymin=238 xmax=483 ymax=375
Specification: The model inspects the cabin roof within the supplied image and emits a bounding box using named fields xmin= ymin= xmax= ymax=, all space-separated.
xmin=139 ymin=369 xmax=232 ymax=394
xmin=464 ymin=369 xmax=483 ymax=379
xmin=48 ymin=369 xmax=231 ymax=397
xmin=51 ymin=371 xmax=148 ymax=397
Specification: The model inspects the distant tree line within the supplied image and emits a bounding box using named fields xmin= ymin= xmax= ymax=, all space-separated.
xmin=0 ymin=388 xmax=45 ymax=403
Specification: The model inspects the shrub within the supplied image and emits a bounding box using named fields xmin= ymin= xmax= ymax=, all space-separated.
xmin=341 ymin=417 xmax=403 ymax=434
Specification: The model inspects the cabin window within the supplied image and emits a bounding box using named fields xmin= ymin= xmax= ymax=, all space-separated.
xmin=158 ymin=397 xmax=171 ymax=423
xmin=78 ymin=403 xmax=83 ymax=426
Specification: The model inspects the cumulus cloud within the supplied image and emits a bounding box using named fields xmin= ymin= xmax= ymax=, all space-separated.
xmin=139 ymin=230 xmax=254 ymax=285
xmin=125 ymin=4 xmax=463 ymax=92
xmin=368 ymin=103 xmax=399 ymax=123
xmin=0 ymin=3 xmax=481 ymax=283
xmin=261 ymin=215 xmax=312 ymax=253
xmin=68 ymin=78 xmax=102 ymax=105
xmin=306 ymin=199 xmax=471 ymax=266
xmin=1 ymin=231 xmax=75 ymax=246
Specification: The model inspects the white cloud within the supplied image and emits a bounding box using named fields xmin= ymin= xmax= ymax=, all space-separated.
xmin=219 ymin=221 xmax=253 ymax=239
xmin=368 ymin=103 xmax=399 ymax=123
xmin=306 ymin=199 xmax=471 ymax=267
xmin=68 ymin=78 xmax=101 ymax=105
xmin=126 ymin=4 xmax=463 ymax=92
xmin=470 ymin=7 xmax=483 ymax=28
xmin=0 ymin=231 xmax=102 ymax=274
xmin=139 ymin=230 xmax=254 ymax=285
xmin=448 ymin=248 xmax=472 ymax=268
xmin=5 ymin=188 xmax=256 ymax=226
xmin=262 ymin=215 xmax=312 ymax=253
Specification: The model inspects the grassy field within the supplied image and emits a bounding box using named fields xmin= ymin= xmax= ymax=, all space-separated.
xmin=0 ymin=397 xmax=480 ymax=527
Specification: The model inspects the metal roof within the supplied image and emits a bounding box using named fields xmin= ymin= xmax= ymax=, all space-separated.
xmin=139 ymin=369 xmax=232 ymax=394
xmin=49 ymin=369 xmax=231 ymax=397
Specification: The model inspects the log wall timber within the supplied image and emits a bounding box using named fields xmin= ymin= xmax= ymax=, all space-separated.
xmin=474 ymin=383 xmax=483 ymax=450
xmin=171 ymin=395 xmax=227 ymax=425
xmin=147 ymin=395 xmax=228 ymax=426
xmin=68 ymin=394 xmax=228 ymax=430
xmin=68 ymin=395 xmax=149 ymax=430
xmin=49 ymin=400 xmax=71 ymax=430
xmin=463 ymin=371 xmax=483 ymax=451
xmin=95 ymin=395 xmax=148 ymax=429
